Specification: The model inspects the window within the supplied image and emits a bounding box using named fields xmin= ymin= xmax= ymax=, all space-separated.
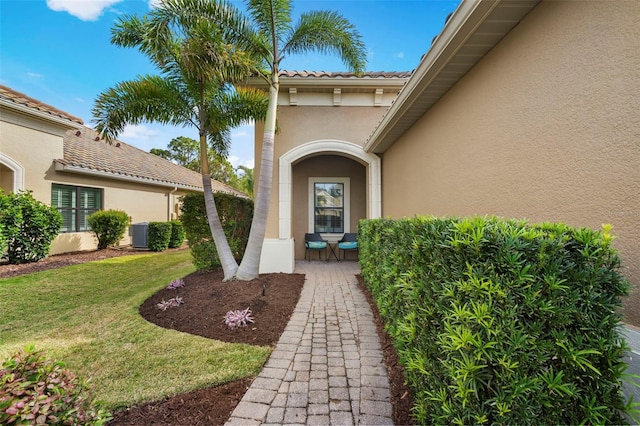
xmin=309 ymin=177 xmax=350 ymax=234
xmin=52 ymin=184 xmax=102 ymax=232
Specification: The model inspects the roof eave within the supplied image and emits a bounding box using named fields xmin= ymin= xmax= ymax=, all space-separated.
xmin=364 ymin=0 xmax=540 ymax=154
xmin=0 ymin=98 xmax=83 ymax=130
xmin=246 ymin=75 xmax=409 ymax=91
xmin=54 ymin=161 xmax=203 ymax=192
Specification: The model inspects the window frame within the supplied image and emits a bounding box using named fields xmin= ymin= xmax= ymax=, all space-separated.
xmin=51 ymin=184 xmax=103 ymax=233
xmin=308 ymin=177 xmax=350 ymax=236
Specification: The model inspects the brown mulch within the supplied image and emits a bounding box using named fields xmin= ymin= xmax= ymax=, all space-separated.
xmin=0 ymin=249 xmax=415 ymax=425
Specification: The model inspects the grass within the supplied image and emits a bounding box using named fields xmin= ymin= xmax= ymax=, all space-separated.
xmin=0 ymin=250 xmax=271 ymax=410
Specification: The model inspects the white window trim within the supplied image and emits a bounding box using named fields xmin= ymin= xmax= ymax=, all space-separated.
xmin=0 ymin=153 xmax=25 ymax=192
xmin=308 ymin=177 xmax=350 ymax=238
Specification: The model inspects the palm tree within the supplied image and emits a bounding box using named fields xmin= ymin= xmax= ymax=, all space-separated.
xmin=93 ymin=6 xmax=268 ymax=280
xmin=237 ymin=165 xmax=254 ymax=198
xmin=154 ymin=0 xmax=367 ymax=280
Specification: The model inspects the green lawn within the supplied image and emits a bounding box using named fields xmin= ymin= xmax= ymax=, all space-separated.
xmin=0 ymin=250 xmax=270 ymax=410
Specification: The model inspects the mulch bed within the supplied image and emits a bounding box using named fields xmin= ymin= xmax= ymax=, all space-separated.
xmin=0 ymin=248 xmax=415 ymax=425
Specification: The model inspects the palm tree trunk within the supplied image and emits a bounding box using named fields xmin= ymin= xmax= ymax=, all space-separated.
xmin=235 ymin=75 xmax=279 ymax=280
xmin=200 ymin=134 xmax=238 ymax=280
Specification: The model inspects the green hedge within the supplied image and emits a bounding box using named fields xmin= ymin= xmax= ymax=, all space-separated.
xmin=168 ymin=220 xmax=185 ymax=248
xmin=87 ymin=210 xmax=130 ymax=250
xmin=0 ymin=190 xmax=62 ymax=264
xmin=359 ymin=216 xmax=632 ymax=425
xmin=148 ymin=222 xmax=172 ymax=252
xmin=180 ymin=192 xmax=253 ymax=270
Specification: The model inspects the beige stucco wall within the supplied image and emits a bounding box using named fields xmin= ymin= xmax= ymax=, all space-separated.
xmin=1 ymin=111 xmax=191 ymax=255
xmin=292 ymin=155 xmax=366 ymax=259
xmin=256 ymin=105 xmax=389 ymax=240
xmin=380 ymin=1 xmax=640 ymax=324
xmin=1 ymin=117 xmax=66 ymax=197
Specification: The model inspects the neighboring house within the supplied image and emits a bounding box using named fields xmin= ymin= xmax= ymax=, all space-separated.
xmin=0 ymin=85 xmax=245 ymax=254
xmin=251 ymin=1 xmax=640 ymax=325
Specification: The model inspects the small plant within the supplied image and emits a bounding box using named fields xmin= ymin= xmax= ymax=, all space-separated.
xmin=167 ymin=278 xmax=185 ymax=289
xmin=223 ymin=308 xmax=254 ymax=330
xmin=0 ymin=345 xmax=111 ymax=425
xmin=148 ymin=222 xmax=172 ymax=252
xmin=156 ymin=296 xmax=184 ymax=311
xmin=87 ymin=209 xmax=130 ymax=250
xmin=168 ymin=220 xmax=185 ymax=248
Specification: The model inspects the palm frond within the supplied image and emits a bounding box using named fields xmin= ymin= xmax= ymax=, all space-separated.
xmin=246 ymin=0 xmax=292 ymax=45
xmin=207 ymin=128 xmax=232 ymax=157
xmin=151 ymin=0 xmax=268 ymax=64
xmin=282 ymin=10 xmax=367 ymax=74
xmin=92 ymin=76 xmax=193 ymax=142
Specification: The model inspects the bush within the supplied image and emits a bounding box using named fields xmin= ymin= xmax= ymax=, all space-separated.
xmin=359 ymin=216 xmax=632 ymax=425
xmin=0 ymin=190 xmax=62 ymax=264
xmin=87 ymin=210 xmax=130 ymax=250
xmin=148 ymin=222 xmax=172 ymax=252
xmin=0 ymin=345 xmax=111 ymax=425
xmin=168 ymin=220 xmax=185 ymax=248
xmin=180 ymin=192 xmax=253 ymax=270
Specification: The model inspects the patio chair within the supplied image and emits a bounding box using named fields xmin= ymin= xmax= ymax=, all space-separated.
xmin=305 ymin=233 xmax=328 ymax=262
xmin=338 ymin=233 xmax=358 ymax=260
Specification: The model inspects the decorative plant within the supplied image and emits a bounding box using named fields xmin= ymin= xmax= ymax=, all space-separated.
xmin=156 ymin=296 xmax=184 ymax=311
xmin=0 ymin=190 xmax=62 ymax=264
xmin=223 ymin=308 xmax=254 ymax=330
xmin=0 ymin=345 xmax=111 ymax=425
xmin=167 ymin=278 xmax=185 ymax=290
xmin=87 ymin=209 xmax=130 ymax=250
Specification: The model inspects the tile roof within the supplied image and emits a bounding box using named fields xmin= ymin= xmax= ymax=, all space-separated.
xmin=56 ymin=127 xmax=247 ymax=197
xmin=279 ymin=70 xmax=412 ymax=78
xmin=0 ymin=85 xmax=84 ymax=125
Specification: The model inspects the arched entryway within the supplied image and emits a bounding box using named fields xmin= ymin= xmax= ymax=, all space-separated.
xmin=279 ymin=140 xmax=381 ymax=240
xmin=260 ymin=140 xmax=380 ymax=272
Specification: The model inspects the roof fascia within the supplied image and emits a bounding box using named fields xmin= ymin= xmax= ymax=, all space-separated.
xmin=364 ymin=0 xmax=499 ymax=153
xmin=54 ymin=161 xmax=203 ymax=192
xmin=246 ymin=75 xmax=408 ymax=90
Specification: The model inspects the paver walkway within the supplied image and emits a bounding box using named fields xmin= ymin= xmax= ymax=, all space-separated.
xmin=226 ymin=260 xmax=394 ymax=425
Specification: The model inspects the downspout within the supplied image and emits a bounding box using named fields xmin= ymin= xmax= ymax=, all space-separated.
xmin=167 ymin=187 xmax=177 ymax=221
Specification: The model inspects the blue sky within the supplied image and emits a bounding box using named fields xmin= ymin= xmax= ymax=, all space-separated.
xmin=1 ymin=0 xmax=459 ymax=169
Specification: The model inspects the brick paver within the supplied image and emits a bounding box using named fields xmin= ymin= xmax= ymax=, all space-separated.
xmin=225 ymin=261 xmax=394 ymax=425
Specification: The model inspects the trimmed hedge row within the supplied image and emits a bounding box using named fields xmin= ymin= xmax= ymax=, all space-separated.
xmin=359 ymin=216 xmax=632 ymax=425
xmin=180 ymin=192 xmax=252 ymax=270
xmin=148 ymin=221 xmax=185 ymax=252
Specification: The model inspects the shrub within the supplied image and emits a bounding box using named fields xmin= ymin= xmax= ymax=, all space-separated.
xmin=0 ymin=345 xmax=111 ymax=425
xmin=148 ymin=222 xmax=172 ymax=252
xmin=180 ymin=192 xmax=253 ymax=270
xmin=168 ymin=220 xmax=185 ymax=248
xmin=359 ymin=216 xmax=632 ymax=425
xmin=0 ymin=190 xmax=62 ymax=264
xmin=87 ymin=209 xmax=130 ymax=250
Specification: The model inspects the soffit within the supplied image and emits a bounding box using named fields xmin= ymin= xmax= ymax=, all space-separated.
xmin=365 ymin=0 xmax=540 ymax=153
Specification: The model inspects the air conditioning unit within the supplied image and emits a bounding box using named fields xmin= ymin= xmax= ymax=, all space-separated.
xmin=130 ymin=222 xmax=149 ymax=248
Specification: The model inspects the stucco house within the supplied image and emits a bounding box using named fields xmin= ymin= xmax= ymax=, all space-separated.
xmin=0 ymin=85 xmax=244 ymax=255
xmin=251 ymin=0 xmax=639 ymax=324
